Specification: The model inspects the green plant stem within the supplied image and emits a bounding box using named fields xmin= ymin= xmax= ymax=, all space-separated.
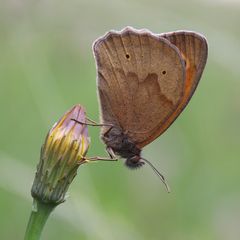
xmin=24 ymin=199 xmax=56 ymax=240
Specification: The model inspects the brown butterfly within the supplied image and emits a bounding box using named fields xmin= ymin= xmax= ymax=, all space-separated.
xmin=93 ymin=27 xmax=208 ymax=191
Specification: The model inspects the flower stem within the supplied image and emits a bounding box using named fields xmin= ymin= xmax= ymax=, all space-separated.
xmin=24 ymin=199 xmax=56 ymax=240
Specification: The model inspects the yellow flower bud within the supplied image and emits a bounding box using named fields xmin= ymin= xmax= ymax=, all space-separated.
xmin=31 ymin=105 xmax=90 ymax=205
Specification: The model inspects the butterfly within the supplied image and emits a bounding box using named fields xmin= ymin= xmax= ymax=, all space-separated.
xmin=93 ymin=27 xmax=208 ymax=190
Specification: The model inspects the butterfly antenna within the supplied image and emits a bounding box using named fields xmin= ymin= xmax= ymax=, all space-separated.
xmin=141 ymin=157 xmax=171 ymax=193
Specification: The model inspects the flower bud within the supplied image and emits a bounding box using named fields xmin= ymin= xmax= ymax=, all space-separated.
xmin=31 ymin=105 xmax=90 ymax=205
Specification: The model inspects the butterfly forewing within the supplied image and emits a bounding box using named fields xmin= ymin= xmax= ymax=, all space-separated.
xmin=94 ymin=28 xmax=186 ymax=145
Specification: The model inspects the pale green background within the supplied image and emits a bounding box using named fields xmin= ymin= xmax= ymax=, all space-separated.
xmin=0 ymin=0 xmax=239 ymax=239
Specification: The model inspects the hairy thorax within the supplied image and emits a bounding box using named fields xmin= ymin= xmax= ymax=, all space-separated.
xmin=101 ymin=126 xmax=144 ymax=168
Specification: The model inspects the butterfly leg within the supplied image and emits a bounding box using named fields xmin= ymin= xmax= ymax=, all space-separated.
xmin=86 ymin=117 xmax=114 ymax=127
xmin=106 ymin=147 xmax=117 ymax=159
xmin=83 ymin=156 xmax=118 ymax=162
xmin=86 ymin=117 xmax=100 ymax=125
xmin=71 ymin=118 xmax=113 ymax=127
xmin=83 ymin=147 xmax=118 ymax=163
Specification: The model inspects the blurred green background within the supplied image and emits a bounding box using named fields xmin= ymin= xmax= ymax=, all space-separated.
xmin=0 ymin=0 xmax=239 ymax=239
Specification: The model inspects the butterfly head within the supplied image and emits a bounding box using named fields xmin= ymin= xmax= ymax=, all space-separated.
xmin=125 ymin=155 xmax=145 ymax=169
xmin=102 ymin=125 xmax=170 ymax=192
